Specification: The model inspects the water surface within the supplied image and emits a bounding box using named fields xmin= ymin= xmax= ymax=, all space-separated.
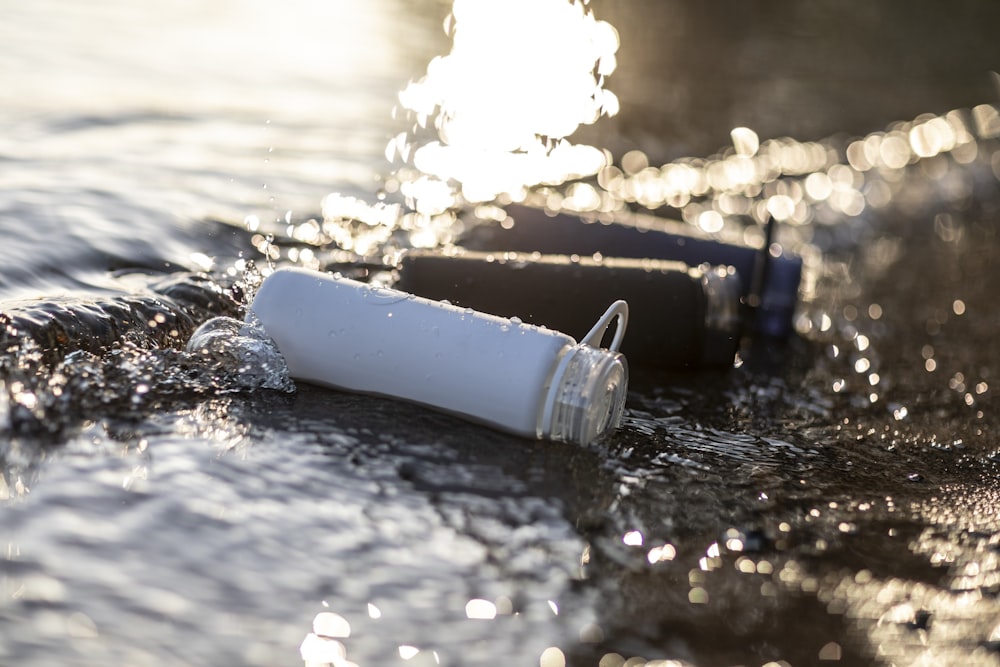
xmin=1 ymin=2 xmax=1000 ymax=667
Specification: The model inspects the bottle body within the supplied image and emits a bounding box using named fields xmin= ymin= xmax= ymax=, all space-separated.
xmin=459 ymin=203 xmax=802 ymax=339
xmin=395 ymin=249 xmax=741 ymax=368
xmin=247 ymin=267 xmax=628 ymax=445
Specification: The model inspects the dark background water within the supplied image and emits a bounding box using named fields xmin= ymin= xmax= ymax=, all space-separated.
xmin=1 ymin=2 xmax=1000 ymax=666
xmin=582 ymin=0 xmax=1000 ymax=161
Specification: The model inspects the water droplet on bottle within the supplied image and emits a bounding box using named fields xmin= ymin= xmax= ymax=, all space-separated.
xmin=510 ymin=316 xmax=523 ymax=326
xmin=363 ymin=284 xmax=407 ymax=305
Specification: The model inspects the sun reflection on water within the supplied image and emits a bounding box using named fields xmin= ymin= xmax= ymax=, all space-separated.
xmin=576 ymin=105 xmax=989 ymax=236
xmin=464 ymin=598 xmax=497 ymax=620
xmin=300 ymin=609 xmax=356 ymax=667
xmin=391 ymin=0 xmax=619 ymax=208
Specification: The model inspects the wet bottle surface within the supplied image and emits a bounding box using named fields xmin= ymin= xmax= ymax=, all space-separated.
xmin=396 ymin=248 xmax=742 ymax=369
xmin=459 ymin=203 xmax=803 ymax=339
xmin=248 ymin=267 xmax=629 ymax=446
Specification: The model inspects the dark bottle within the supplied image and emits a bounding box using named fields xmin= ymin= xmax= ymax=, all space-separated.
xmin=458 ymin=203 xmax=802 ymax=339
xmin=395 ymin=249 xmax=742 ymax=369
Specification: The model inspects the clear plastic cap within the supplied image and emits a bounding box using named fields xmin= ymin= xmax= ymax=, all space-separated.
xmin=539 ymin=344 xmax=628 ymax=446
xmin=538 ymin=300 xmax=629 ymax=446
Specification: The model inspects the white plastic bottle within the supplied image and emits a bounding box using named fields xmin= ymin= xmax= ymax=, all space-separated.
xmin=247 ymin=267 xmax=629 ymax=446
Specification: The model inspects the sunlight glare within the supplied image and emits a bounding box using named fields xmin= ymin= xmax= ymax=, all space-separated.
xmin=399 ymin=645 xmax=421 ymax=660
xmin=312 ymin=611 xmax=351 ymax=638
xmin=395 ymin=0 xmax=619 ymax=205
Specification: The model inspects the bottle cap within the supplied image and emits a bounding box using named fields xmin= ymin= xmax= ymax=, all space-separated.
xmin=538 ymin=301 xmax=629 ymax=446
xmin=540 ymin=344 xmax=628 ymax=446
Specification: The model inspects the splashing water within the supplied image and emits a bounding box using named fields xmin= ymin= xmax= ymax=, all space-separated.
xmin=185 ymin=315 xmax=295 ymax=394
xmin=0 ymin=268 xmax=292 ymax=444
